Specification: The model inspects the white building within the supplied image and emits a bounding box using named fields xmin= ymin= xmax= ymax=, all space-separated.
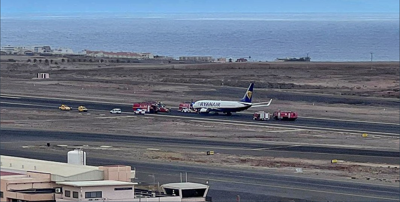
xmin=161 ymin=182 xmax=210 ymax=201
xmin=52 ymin=47 xmax=74 ymax=55
xmin=1 ymin=155 xmax=211 ymax=202
xmin=215 ymin=58 xmax=227 ymax=63
xmin=179 ymin=56 xmax=214 ymax=62
xmin=141 ymin=53 xmax=154 ymax=59
xmin=1 ymin=45 xmax=31 ymax=54
xmin=0 ymin=45 xmax=52 ymax=54
xmin=83 ymin=50 xmax=154 ymax=59
xmin=56 ymin=180 xmax=136 ymax=201
xmin=1 ymin=45 xmax=18 ymax=54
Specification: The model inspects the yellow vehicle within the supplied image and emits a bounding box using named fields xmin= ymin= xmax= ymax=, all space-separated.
xmin=59 ymin=104 xmax=72 ymax=111
xmin=78 ymin=106 xmax=88 ymax=112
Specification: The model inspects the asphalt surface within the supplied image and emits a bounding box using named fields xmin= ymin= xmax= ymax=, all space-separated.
xmin=1 ymin=94 xmax=400 ymax=201
xmin=1 ymin=95 xmax=399 ymax=136
xmin=1 ymin=128 xmax=399 ymax=163
xmin=1 ymin=142 xmax=399 ymax=202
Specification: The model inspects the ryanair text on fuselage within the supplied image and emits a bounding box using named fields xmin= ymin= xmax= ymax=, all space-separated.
xmin=199 ymin=102 xmax=221 ymax=107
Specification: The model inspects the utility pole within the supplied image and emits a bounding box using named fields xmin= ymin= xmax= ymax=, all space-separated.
xmin=370 ymin=52 xmax=373 ymax=62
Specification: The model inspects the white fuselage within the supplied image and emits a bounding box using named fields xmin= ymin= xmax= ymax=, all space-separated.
xmin=192 ymin=100 xmax=252 ymax=113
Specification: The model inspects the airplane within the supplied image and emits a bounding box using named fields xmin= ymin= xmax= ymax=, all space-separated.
xmin=192 ymin=83 xmax=272 ymax=116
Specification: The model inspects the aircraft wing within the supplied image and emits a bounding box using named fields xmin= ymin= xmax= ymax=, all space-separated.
xmin=251 ymin=99 xmax=272 ymax=107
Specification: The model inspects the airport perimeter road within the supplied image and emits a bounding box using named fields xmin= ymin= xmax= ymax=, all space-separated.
xmin=1 ymin=95 xmax=399 ymax=136
xmin=0 ymin=145 xmax=398 ymax=202
xmin=1 ymin=129 xmax=399 ymax=164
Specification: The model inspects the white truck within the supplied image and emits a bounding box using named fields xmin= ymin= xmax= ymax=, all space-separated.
xmin=253 ymin=111 xmax=270 ymax=121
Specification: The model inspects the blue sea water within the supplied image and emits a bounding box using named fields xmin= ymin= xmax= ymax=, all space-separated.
xmin=1 ymin=13 xmax=399 ymax=61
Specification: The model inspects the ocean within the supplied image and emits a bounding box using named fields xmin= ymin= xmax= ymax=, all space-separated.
xmin=1 ymin=13 xmax=399 ymax=61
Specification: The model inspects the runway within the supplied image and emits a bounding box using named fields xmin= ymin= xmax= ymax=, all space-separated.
xmin=1 ymin=94 xmax=399 ymax=137
xmin=1 ymin=94 xmax=399 ymax=162
xmin=1 ymin=93 xmax=399 ymax=201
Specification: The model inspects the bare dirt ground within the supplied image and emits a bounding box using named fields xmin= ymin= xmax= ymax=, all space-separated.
xmin=1 ymin=58 xmax=399 ymax=184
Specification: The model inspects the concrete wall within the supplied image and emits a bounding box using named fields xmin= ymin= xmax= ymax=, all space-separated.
xmin=99 ymin=166 xmax=132 ymax=182
xmin=1 ymin=172 xmax=56 ymax=202
xmin=59 ymin=185 xmax=135 ymax=201
xmin=58 ymin=186 xmax=81 ymax=200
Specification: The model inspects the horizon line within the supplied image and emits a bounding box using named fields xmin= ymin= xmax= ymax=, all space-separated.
xmin=2 ymin=11 xmax=399 ymax=15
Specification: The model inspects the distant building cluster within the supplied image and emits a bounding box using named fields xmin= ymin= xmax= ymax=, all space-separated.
xmin=179 ymin=56 xmax=214 ymax=62
xmin=177 ymin=56 xmax=250 ymax=63
xmin=1 ymin=45 xmax=253 ymax=63
xmin=83 ymin=50 xmax=154 ymax=59
xmin=0 ymin=45 xmax=73 ymax=55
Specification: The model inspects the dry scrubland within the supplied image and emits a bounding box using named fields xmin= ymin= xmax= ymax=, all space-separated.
xmin=1 ymin=61 xmax=399 ymax=122
xmin=2 ymin=61 xmax=399 ymax=98
xmin=1 ymin=60 xmax=399 ymax=183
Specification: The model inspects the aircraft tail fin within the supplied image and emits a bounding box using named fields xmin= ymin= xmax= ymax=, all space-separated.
xmin=240 ymin=83 xmax=254 ymax=103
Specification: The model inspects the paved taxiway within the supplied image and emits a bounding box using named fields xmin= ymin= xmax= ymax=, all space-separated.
xmin=1 ymin=129 xmax=399 ymax=164
xmin=1 ymin=141 xmax=398 ymax=202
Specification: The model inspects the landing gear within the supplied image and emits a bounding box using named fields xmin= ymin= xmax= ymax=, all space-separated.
xmin=226 ymin=112 xmax=232 ymax=116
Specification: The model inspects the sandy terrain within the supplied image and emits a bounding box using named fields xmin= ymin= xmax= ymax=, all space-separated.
xmin=1 ymin=58 xmax=399 ymax=184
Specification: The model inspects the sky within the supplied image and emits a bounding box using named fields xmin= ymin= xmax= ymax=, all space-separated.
xmin=1 ymin=0 xmax=399 ymax=14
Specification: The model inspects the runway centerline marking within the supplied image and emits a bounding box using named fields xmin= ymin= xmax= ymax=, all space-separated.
xmin=241 ymin=111 xmax=400 ymax=126
xmin=145 ymin=113 xmax=399 ymax=137
xmin=2 ymin=99 xmax=399 ymax=137
xmin=0 ymin=95 xmax=21 ymax=99
xmin=0 ymin=101 xmax=54 ymax=108
xmin=1 ymin=94 xmax=131 ymax=106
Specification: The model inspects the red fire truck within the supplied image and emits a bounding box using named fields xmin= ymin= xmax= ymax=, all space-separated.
xmin=157 ymin=102 xmax=170 ymax=112
xmin=132 ymin=102 xmax=170 ymax=113
xmin=273 ymin=110 xmax=298 ymax=121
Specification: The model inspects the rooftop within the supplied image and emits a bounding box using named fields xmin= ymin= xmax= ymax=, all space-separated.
xmin=161 ymin=182 xmax=209 ymax=190
xmin=85 ymin=50 xmax=143 ymax=57
xmin=57 ymin=180 xmax=137 ymax=187
xmin=1 ymin=155 xmax=102 ymax=181
xmin=0 ymin=171 xmax=25 ymax=176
